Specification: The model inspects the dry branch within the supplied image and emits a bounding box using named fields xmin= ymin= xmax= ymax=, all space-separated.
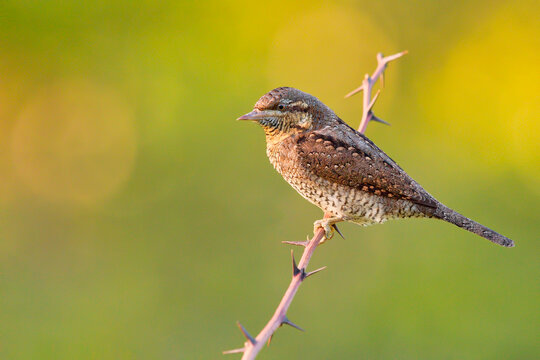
xmin=345 ymin=51 xmax=408 ymax=133
xmin=224 ymin=51 xmax=407 ymax=359
xmin=224 ymin=220 xmax=327 ymax=359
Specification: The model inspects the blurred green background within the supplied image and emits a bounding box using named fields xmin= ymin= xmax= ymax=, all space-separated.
xmin=0 ymin=1 xmax=538 ymax=359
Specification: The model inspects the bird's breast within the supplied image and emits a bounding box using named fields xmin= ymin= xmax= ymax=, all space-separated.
xmin=266 ymin=139 xmax=371 ymax=221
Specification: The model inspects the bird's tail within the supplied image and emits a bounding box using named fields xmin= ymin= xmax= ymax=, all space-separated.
xmin=432 ymin=205 xmax=515 ymax=248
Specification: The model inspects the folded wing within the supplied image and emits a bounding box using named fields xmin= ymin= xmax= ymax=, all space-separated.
xmin=295 ymin=125 xmax=438 ymax=209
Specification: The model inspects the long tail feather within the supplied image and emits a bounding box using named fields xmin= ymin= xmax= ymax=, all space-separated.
xmin=433 ymin=205 xmax=515 ymax=248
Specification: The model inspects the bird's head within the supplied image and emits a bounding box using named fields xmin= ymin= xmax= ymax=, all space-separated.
xmin=238 ymin=87 xmax=333 ymax=141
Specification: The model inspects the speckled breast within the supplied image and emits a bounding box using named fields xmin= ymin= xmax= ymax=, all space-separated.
xmin=266 ymin=140 xmax=406 ymax=225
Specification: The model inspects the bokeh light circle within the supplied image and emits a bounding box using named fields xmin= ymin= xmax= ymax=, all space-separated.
xmin=267 ymin=4 xmax=396 ymax=108
xmin=11 ymin=79 xmax=138 ymax=206
xmin=416 ymin=8 xmax=539 ymax=190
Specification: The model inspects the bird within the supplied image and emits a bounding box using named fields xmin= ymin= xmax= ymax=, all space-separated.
xmin=237 ymin=87 xmax=515 ymax=247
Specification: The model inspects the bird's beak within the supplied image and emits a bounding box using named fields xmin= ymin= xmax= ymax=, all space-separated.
xmin=237 ymin=109 xmax=268 ymax=121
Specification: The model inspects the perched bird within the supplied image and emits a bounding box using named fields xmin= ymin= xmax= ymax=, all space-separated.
xmin=238 ymin=87 xmax=515 ymax=247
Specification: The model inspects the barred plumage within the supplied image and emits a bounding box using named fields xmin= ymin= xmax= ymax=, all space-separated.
xmin=238 ymin=87 xmax=515 ymax=247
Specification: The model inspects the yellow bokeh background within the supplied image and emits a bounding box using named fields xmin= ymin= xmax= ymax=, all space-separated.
xmin=418 ymin=6 xmax=539 ymax=184
xmin=11 ymin=79 xmax=137 ymax=206
xmin=0 ymin=1 xmax=538 ymax=359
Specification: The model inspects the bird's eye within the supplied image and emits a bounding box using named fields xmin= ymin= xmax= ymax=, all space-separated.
xmin=277 ymin=104 xmax=285 ymax=110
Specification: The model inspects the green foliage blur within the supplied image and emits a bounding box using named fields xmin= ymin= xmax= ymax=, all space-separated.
xmin=0 ymin=1 xmax=538 ymax=359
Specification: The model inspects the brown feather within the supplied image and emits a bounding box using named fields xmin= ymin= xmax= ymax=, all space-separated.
xmin=295 ymin=129 xmax=438 ymax=209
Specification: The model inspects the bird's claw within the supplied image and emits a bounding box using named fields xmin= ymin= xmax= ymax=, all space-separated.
xmin=313 ymin=219 xmax=334 ymax=244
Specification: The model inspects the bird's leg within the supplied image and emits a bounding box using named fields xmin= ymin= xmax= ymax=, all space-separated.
xmin=314 ymin=216 xmax=343 ymax=244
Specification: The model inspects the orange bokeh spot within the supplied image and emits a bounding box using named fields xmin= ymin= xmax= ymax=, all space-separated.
xmin=11 ymin=80 xmax=137 ymax=206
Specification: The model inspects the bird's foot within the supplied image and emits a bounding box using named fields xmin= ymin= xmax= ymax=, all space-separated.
xmin=314 ymin=217 xmax=343 ymax=244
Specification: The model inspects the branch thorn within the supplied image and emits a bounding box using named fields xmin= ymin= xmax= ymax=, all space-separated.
xmin=291 ymin=250 xmax=301 ymax=277
xmin=367 ymin=89 xmax=381 ymax=112
xmin=282 ymin=240 xmax=309 ymax=247
xmin=371 ymin=114 xmax=391 ymax=126
xmin=332 ymin=224 xmax=345 ymax=239
xmin=384 ymin=50 xmax=408 ymax=63
xmin=223 ymin=347 xmax=245 ymax=355
xmin=282 ymin=317 xmax=305 ymax=332
xmin=237 ymin=321 xmax=256 ymax=345
xmin=344 ymin=85 xmax=364 ymax=98
xmin=304 ymin=266 xmax=327 ymax=279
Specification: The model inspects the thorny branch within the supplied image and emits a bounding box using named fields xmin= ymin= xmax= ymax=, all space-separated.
xmin=345 ymin=51 xmax=408 ymax=133
xmin=224 ymin=51 xmax=407 ymax=360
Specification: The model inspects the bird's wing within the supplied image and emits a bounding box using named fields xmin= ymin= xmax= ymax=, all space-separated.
xmin=295 ymin=125 xmax=438 ymax=208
